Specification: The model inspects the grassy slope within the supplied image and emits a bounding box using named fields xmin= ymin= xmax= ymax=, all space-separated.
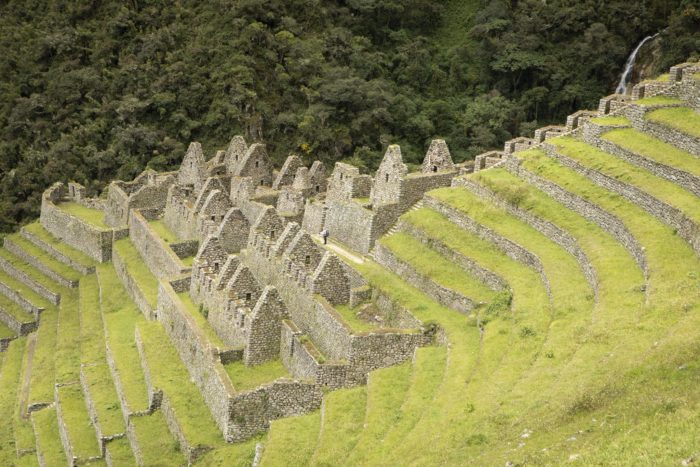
xmin=0 ymin=338 xmax=27 ymax=465
xmin=603 ymin=127 xmax=700 ymax=176
xmin=646 ymin=106 xmax=700 ymax=137
xmin=503 ymin=149 xmax=700 ymax=463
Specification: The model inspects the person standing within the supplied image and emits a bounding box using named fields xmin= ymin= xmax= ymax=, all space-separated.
xmin=320 ymin=228 xmax=329 ymax=245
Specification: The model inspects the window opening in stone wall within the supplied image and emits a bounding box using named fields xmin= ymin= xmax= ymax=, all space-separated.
xmin=385 ymin=173 xmax=389 ymax=182
xmin=315 ymin=185 xmax=320 ymax=192
xmin=260 ymin=180 xmax=264 ymax=186
xmin=271 ymin=230 xmax=275 ymax=239
xmin=211 ymin=215 xmax=216 ymax=222
xmin=305 ymin=255 xmax=311 ymax=266
xmin=245 ymin=292 xmax=252 ymax=301
xmin=432 ymin=166 xmax=438 ymax=172
xmin=340 ymin=173 xmax=343 ymax=180
xmin=255 ymin=160 xmax=259 ymax=167
xmin=214 ymin=262 xmax=220 ymax=273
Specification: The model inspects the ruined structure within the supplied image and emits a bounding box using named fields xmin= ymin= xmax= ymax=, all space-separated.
xmin=3 ymin=61 xmax=699 ymax=463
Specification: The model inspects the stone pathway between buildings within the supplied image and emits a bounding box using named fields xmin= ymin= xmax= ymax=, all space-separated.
xmin=313 ymin=235 xmax=365 ymax=265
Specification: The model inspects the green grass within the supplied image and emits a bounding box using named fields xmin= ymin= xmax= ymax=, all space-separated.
xmin=80 ymin=363 xmax=125 ymax=438
xmin=310 ymin=386 xmax=367 ymax=465
xmin=224 ymin=359 xmax=289 ymax=392
xmin=129 ymin=411 xmax=184 ymax=466
xmin=56 ymin=202 xmax=110 ymax=230
xmin=346 ymin=362 xmax=412 ymax=464
xmin=23 ymin=222 xmax=96 ymax=269
xmin=31 ymin=407 xmax=68 ymax=467
xmin=633 ymin=95 xmax=682 ymax=106
xmin=149 ymin=219 xmax=179 ymax=244
xmin=104 ymin=436 xmax=135 ymax=465
xmin=181 ymin=256 xmax=194 ymax=267
xmin=589 ymin=115 xmax=631 ymax=126
xmin=6 ymin=235 xmax=82 ymax=283
xmin=645 ymin=106 xmax=700 ymax=138
xmin=381 ymin=232 xmax=498 ymax=304
xmin=14 ymin=336 xmax=37 ymax=457
xmin=0 ymin=269 xmax=51 ymax=311
xmin=195 ymin=437 xmax=259 ymax=466
xmin=97 ymin=264 xmax=150 ymax=413
xmin=0 ymin=249 xmax=62 ymax=299
xmin=28 ymin=307 xmax=58 ymax=406
xmin=136 ymin=321 xmax=223 ymax=447
xmin=112 ymin=238 xmax=159 ymax=309
xmin=333 ymin=304 xmax=378 ymax=333
xmin=260 ymin=413 xmax=321 ymax=467
xmin=0 ymin=292 xmax=34 ymax=325
xmin=55 ymin=384 xmax=102 ymax=460
xmin=603 ymin=127 xmax=700 ymax=177
xmin=0 ymin=321 xmax=13 ymax=339
xmin=550 ymin=136 xmax=700 ymax=226
xmin=177 ymin=292 xmax=226 ymax=347
xmin=79 ymin=275 xmax=105 ymax=364
xmin=0 ymin=337 xmax=26 ymax=465
xmin=643 ymin=72 xmax=669 ymax=82
xmin=54 ymin=288 xmax=80 ymax=384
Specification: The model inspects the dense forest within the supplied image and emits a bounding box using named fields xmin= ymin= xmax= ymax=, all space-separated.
xmin=0 ymin=0 xmax=698 ymax=232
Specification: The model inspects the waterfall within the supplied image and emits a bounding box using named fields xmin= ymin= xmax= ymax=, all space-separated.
xmin=615 ymin=33 xmax=659 ymax=95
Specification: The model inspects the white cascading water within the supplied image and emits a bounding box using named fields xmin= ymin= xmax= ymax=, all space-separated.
xmin=615 ymin=33 xmax=659 ymax=94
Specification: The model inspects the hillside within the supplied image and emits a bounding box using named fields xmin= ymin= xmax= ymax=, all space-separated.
xmin=1 ymin=0 xmax=699 ymax=232
xmin=0 ymin=60 xmax=698 ymax=466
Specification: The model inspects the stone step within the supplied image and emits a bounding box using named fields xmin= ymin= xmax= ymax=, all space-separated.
xmin=0 ymin=249 xmax=61 ymax=305
xmin=21 ymin=223 xmax=96 ymax=275
xmin=0 ymin=270 xmax=48 ymax=319
xmin=54 ymin=382 xmax=103 ymax=465
xmin=0 ymin=291 xmax=37 ymax=336
xmin=309 ymin=386 xmax=367 ymax=465
xmin=4 ymin=235 xmax=80 ymax=289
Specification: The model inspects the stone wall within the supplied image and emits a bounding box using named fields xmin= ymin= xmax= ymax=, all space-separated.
xmin=323 ymin=200 xmax=375 ymax=254
xmin=373 ymin=242 xmax=477 ymax=314
xmin=40 ymin=184 xmax=114 ymax=263
xmin=111 ymin=246 xmax=156 ymax=320
xmin=3 ymin=237 xmax=78 ymax=288
xmin=506 ymin=158 xmax=648 ymax=279
xmin=397 ymin=220 xmax=506 ymax=291
xmin=0 ymin=255 xmax=61 ymax=305
xmin=20 ymin=228 xmax=94 ymax=275
xmin=424 ymin=194 xmax=552 ymax=297
xmin=129 ymin=210 xmax=189 ymax=280
xmin=582 ymin=121 xmax=700 ymax=199
xmin=543 ymin=143 xmax=700 ymax=258
xmin=0 ymin=281 xmax=42 ymax=319
xmin=454 ymin=177 xmax=599 ymax=298
xmin=0 ymin=306 xmax=37 ymax=335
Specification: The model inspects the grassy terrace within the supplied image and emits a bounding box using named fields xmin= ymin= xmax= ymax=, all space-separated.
xmin=0 ymin=338 xmax=25 ymax=465
xmin=550 ymin=136 xmax=700 ymax=226
xmin=333 ymin=303 xmax=378 ymax=333
xmin=104 ymin=437 xmax=135 ymax=465
xmin=473 ymin=168 xmax=646 ymax=412
xmin=346 ymin=362 xmax=412 ymax=464
xmin=97 ymin=264 xmax=150 ymax=413
xmin=380 ymin=232 xmax=498 ymax=304
xmin=31 ymin=407 xmax=67 ymax=466
xmin=149 ymin=219 xmax=179 ymax=243
xmin=0 ymin=268 xmax=51 ymax=311
xmin=56 ymin=202 xmax=110 ymax=230
xmin=55 ymin=384 xmax=101 ymax=460
xmin=79 ymin=275 xmax=125 ymax=438
xmin=589 ymin=115 xmax=631 ymax=126
xmin=28 ymin=306 xmax=58 ymax=405
xmin=137 ymin=321 xmax=223 ymax=448
xmin=646 ymin=106 xmax=700 ymax=138
xmin=0 ymin=292 xmax=35 ymax=326
xmin=128 ymin=412 xmax=184 ymax=466
xmin=7 ymin=235 xmax=82 ymax=283
xmin=261 ymin=413 xmax=321 ymax=466
xmin=603 ymin=128 xmax=700 ymax=176
xmin=224 ymin=359 xmax=289 ymax=392
xmin=23 ymin=222 xmax=96 ymax=269
xmin=177 ymin=292 xmax=226 ymax=347
xmin=0 ymin=249 xmax=62 ymax=299
xmin=0 ymin=321 xmax=13 ymax=339
xmin=310 ymin=387 xmax=367 ymax=465
xmin=633 ymin=95 xmax=683 ymax=106
xmin=181 ymin=256 xmax=195 ymax=267
xmin=510 ymin=149 xmax=700 ymax=463
xmin=112 ymin=238 xmax=159 ymax=309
